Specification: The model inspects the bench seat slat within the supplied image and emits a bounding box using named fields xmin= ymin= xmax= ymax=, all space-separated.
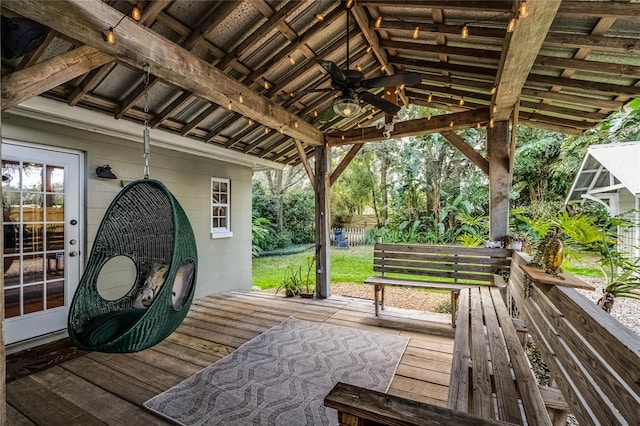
xmin=373 ymin=266 xmax=494 ymax=283
xmin=448 ymin=288 xmax=471 ymax=412
xmin=373 ymin=243 xmax=512 ymax=257
xmin=470 ymin=287 xmax=493 ymax=418
xmin=373 ymin=258 xmax=500 ymax=274
xmin=364 ymin=276 xmax=472 ymax=291
xmin=480 ymin=286 xmax=522 ymax=424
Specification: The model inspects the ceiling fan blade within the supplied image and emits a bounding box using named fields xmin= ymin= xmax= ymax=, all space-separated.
xmin=360 ymin=92 xmax=401 ymax=115
xmin=317 ymin=59 xmax=348 ymax=86
xmin=362 ymin=72 xmax=422 ymax=89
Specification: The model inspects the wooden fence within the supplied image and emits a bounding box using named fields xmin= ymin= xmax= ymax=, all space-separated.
xmin=331 ymin=228 xmax=371 ymax=246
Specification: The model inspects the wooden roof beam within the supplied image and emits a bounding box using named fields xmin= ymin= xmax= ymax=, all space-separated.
xmin=3 ymin=0 xmax=324 ymax=146
xmin=492 ymin=0 xmax=562 ymax=121
xmin=556 ymin=2 xmax=640 ymax=19
xmin=440 ymin=131 xmax=489 ymax=175
xmin=327 ymin=108 xmax=490 ymax=145
xmin=359 ymin=1 xmax=513 ymax=12
xmin=350 ymin=4 xmax=395 ymax=78
xmin=2 ymin=45 xmax=111 ymax=111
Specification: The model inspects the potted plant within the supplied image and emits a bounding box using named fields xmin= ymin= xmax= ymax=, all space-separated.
xmin=497 ymin=232 xmax=531 ymax=251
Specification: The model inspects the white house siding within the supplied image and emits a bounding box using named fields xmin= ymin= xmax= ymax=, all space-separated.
xmin=617 ymin=189 xmax=639 ymax=259
xmin=2 ymin=114 xmax=252 ymax=298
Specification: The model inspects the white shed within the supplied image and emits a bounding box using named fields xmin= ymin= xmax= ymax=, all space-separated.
xmin=566 ymin=142 xmax=640 ymax=259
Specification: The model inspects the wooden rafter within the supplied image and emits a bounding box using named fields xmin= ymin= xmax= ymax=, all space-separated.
xmin=440 ymin=131 xmax=489 ymax=175
xmin=294 ymin=140 xmax=315 ymax=189
xmin=327 ymin=108 xmax=490 ymax=145
xmin=492 ymin=0 xmax=562 ymax=121
xmin=350 ymin=4 xmax=395 ymax=77
xmin=3 ymin=0 xmax=324 ymax=146
xmin=330 ymin=144 xmax=363 ymax=186
xmin=2 ymin=45 xmax=111 ymax=111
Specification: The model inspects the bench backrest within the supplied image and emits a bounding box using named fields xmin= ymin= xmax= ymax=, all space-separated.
xmin=508 ymin=252 xmax=640 ymax=425
xmin=373 ymin=243 xmax=512 ymax=285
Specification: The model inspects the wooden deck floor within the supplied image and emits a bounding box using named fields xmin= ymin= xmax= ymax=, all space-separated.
xmin=7 ymin=291 xmax=455 ymax=425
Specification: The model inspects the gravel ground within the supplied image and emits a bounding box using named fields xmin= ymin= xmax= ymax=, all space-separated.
xmin=577 ymin=276 xmax=639 ymax=335
xmin=330 ymin=282 xmax=450 ymax=312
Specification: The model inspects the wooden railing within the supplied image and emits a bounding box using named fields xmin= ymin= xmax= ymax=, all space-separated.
xmin=508 ymin=251 xmax=640 ymax=425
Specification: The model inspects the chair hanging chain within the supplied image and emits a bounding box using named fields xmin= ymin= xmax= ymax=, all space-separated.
xmin=142 ymin=63 xmax=151 ymax=179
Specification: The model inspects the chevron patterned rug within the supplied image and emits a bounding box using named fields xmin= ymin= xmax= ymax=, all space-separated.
xmin=144 ymin=316 xmax=409 ymax=425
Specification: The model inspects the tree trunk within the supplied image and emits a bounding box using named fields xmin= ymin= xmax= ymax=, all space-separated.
xmin=596 ymin=291 xmax=615 ymax=313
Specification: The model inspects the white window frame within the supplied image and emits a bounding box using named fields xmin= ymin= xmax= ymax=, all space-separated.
xmin=210 ymin=177 xmax=233 ymax=239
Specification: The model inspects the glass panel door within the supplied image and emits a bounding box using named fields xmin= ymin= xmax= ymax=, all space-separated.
xmin=2 ymin=142 xmax=82 ymax=344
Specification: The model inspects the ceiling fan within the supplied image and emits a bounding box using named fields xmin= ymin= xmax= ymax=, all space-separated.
xmin=312 ymin=5 xmax=422 ymax=122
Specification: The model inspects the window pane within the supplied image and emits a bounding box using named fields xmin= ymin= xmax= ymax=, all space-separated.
xmin=46 ymin=224 xmax=65 ymax=251
xmin=23 ymin=193 xmax=44 ymax=222
xmin=220 ymin=182 xmax=227 ymax=193
xmin=46 ymin=165 xmax=64 ymax=193
xmin=2 ymin=161 xmax=20 ymax=191
xmin=23 ymin=163 xmax=43 ymax=191
xmin=220 ymin=217 xmax=226 ymax=228
xmin=212 ymin=181 xmax=219 ymax=192
xmin=23 ymin=253 xmax=44 ymax=285
xmin=23 ymin=284 xmax=44 ymax=315
xmin=219 ymin=193 xmax=227 ymax=204
xmin=212 ymin=192 xmax=219 ymax=203
xmin=3 ymin=191 xmax=21 ymax=220
xmin=4 ymin=225 xmax=19 ymax=253
xmin=47 ymin=252 xmax=65 ymax=277
xmin=5 ymin=287 xmax=21 ymax=318
xmin=46 ymin=280 xmax=65 ymax=309
xmin=23 ymin=224 xmax=44 ymax=253
xmin=3 ymin=255 xmax=20 ymax=286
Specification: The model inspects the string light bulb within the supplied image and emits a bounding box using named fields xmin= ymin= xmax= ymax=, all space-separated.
xmin=413 ymin=26 xmax=420 ymax=39
xmin=294 ymin=120 xmax=299 ymax=128
xmin=313 ymin=110 xmax=319 ymax=117
xmin=428 ymin=93 xmax=433 ymax=103
xmin=248 ymin=118 xmax=253 ymax=126
xmin=477 ymin=122 xmax=481 ymax=129
xmin=461 ymin=24 xmax=469 ymax=39
xmin=520 ymin=1 xmax=528 ymax=18
xmin=459 ymin=97 xmax=465 ymax=106
xmin=238 ymin=93 xmax=244 ymax=104
xmin=227 ymin=99 xmax=232 ymax=110
xmin=288 ymin=55 xmax=296 ymax=65
xmin=265 ymin=127 xmax=270 ymax=134
xmin=449 ymin=120 xmax=454 ymax=128
xmin=263 ymin=81 xmax=270 ymax=89
xmin=315 ymin=13 xmax=324 ymax=21
xmin=507 ymin=17 xmax=516 ymax=33
xmin=374 ymin=16 xmax=383 ymax=28
xmin=346 ymin=0 xmax=354 ymax=8
xmin=490 ymin=86 xmax=497 ymax=95
xmin=279 ymin=127 xmax=284 ymax=134
xmin=342 ymin=135 xmax=346 ymax=141
xmin=380 ymin=64 xmax=387 ymax=72
xmin=489 ymin=118 xmax=495 ymax=128
xmin=493 ymin=105 xmax=497 ymax=114
xmin=103 ymin=28 xmax=115 ymax=44
xmin=427 ymin=115 xmax=432 ymax=120
xmin=356 ymin=64 xmax=363 ymax=71
xmin=131 ymin=5 xmax=141 ymax=21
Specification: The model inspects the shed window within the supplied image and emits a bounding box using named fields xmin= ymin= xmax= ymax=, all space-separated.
xmin=211 ymin=178 xmax=232 ymax=238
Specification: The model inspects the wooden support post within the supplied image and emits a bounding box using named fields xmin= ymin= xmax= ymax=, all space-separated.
xmin=488 ymin=120 xmax=511 ymax=240
xmin=315 ymin=144 xmax=331 ymax=299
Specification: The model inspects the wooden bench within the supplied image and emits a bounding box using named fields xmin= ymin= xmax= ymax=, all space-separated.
xmin=365 ymin=243 xmax=512 ymax=325
xmin=449 ymin=286 xmax=552 ymax=425
xmin=325 ymin=251 xmax=638 ymax=426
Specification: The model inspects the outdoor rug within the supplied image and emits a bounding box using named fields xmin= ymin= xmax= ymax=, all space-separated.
xmin=144 ymin=316 xmax=409 ymax=425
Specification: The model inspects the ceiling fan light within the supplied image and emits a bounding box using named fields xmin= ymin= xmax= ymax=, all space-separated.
xmin=333 ymin=97 xmax=361 ymax=117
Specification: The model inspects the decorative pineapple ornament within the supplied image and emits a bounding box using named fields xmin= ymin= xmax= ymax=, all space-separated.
xmin=531 ymin=228 xmax=565 ymax=279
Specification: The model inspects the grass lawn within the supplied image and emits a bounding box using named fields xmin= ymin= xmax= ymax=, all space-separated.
xmin=252 ymin=245 xmax=374 ymax=290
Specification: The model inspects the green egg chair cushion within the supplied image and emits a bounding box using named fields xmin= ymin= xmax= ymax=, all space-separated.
xmin=80 ymin=308 xmax=147 ymax=348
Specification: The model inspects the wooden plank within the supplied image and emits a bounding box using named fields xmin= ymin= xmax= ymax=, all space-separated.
xmin=492 ymin=0 xmax=562 ymax=120
xmin=364 ymin=277 xmax=476 ymax=291
xmin=479 ymin=286 xmax=522 ymax=424
xmin=328 ymin=108 xmax=490 ymax=145
xmin=373 ymin=258 xmax=499 ymax=274
xmin=521 ymin=265 xmax=594 ymax=290
xmin=29 ymin=366 xmax=166 ymax=425
xmin=325 ymin=382 xmax=514 ymax=426
xmin=490 ymin=286 xmax=552 ymax=425
xmin=469 ymin=287 xmax=493 ymax=418
xmin=372 ymin=267 xmax=494 ymax=283
xmin=6 ymin=405 xmax=36 ymax=426
xmin=7 ymin=375 xmax=107 ymax=425
xmin=373 ymin=251 xmax=512 ymax=265
xmin=3 ymin=0 xmax=323 ymax=147
xmin=61 ymin=356 xmax=161 ymax=405
xmin=1 ymin=45 xmax=111 ymax=111
xmin=448 ymin=288 xmax=471 ymax=412
xmin=374 ymin=243 xmax=512 ymax=258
